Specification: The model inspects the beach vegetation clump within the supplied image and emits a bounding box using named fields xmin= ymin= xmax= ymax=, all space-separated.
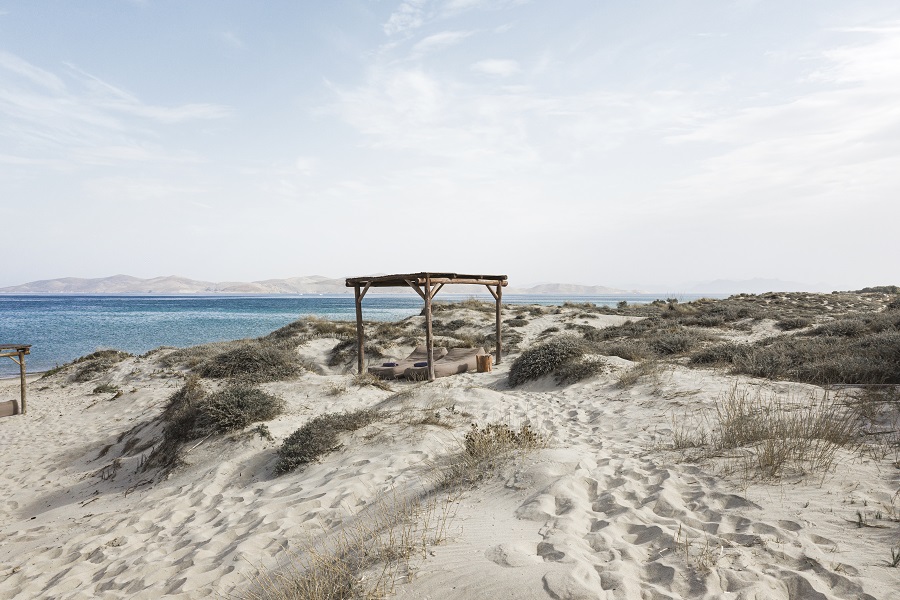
xmin=198 ymin=339 xmax=305 ymax=382
xmin=775 ymin=316 xmax=813 ymax=331
xmin=275 ymin=409 xmax=383 ymax=475
xmin=673 ymin=385 xmax=859 ymax=478
xmin=438 ymin=422 xmax=544 ymax=488
xmin=192 ymin=385 xmax=285 ymax=437
xmin=144 ymin=376 xmax=283 ymax=472
xmin=553 ymin=356 xmax=607 ymax=384
xmin=71 ymin=350 xmax=132 ymax=382
xmin=507 ymin=335 xmax=586 ymax=387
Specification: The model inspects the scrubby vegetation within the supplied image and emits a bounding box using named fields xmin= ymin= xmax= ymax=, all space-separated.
xmin=144 ymin=377 xmax=284 ymax=472
xmin=438 ymin=422 xmax=544 ymax=488
xmin=507 ymin=336 xmax=587 ymax=387
xmin=197 ymin=340 xmax=308 ymax=382
xmin=70 ymin=350 xmax=132 ymax=382
xmin=673 ymin=385 xmax=860 ymax=478
xmin=275 ymin=409 xmax=383 ymax=475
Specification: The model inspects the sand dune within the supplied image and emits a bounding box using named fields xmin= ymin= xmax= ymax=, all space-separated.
xmin=1 ymin=298 xmax=898 ymax=599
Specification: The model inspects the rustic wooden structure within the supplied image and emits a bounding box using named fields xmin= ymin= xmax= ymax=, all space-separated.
xmin=0 ymin=344 xmax=30 ymax=417
xmin=345 ymin=273 xmax=508 ymax=382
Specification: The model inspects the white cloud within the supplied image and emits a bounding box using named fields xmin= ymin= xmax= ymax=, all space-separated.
xmin=412 ymin=30 xmax=473 ymax=56
xmin=0 ymin=52 xmax=232 ymax=168
xmin=470 ymin=58 xmax=520 ymax=76
xmin=384 ymin=0 xmax=429 ymax=36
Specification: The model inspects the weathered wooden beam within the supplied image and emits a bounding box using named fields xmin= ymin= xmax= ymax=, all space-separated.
xmin=354 ymin=284 xmax=366 ymax=375
xmin=422 ymin=278 xmax=508 ymax=286
xmin=404 ymin=280 xmax=426 ymax=300
xmin=429 ymin=282 xmax=445 ymax=298
xmin=485 ymin=285 xmax=499 ymax=301
xmin=424 ymin=274 xmax=435 ymax=382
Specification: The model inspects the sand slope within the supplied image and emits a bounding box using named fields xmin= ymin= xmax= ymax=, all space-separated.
xmin=1 ymin=305 xmax=898 ymax=599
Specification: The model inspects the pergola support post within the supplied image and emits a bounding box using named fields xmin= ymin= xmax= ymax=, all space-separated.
xmin=424 ymin=274 xmax=435 ymax=382
xmin=19 ymin=351 xmax=26 ymax=414
xmin=486 ymin=284 xmax=503 ymax=365
xmin=354 ymin=284 xmax=365 ymax=375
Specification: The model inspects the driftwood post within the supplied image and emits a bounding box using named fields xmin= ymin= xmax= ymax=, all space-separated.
xmin=354 ymin=284 xmax=365 ymax=375
xmin=424 ymin=274 xmax=435 ymax=381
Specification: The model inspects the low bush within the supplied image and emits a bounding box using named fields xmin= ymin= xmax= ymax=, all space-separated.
xmin=198 ymin=340 xmax=304 ymax=382
xmin=439 ymin=422 xmax=543 ymax=488
xmin=507 ymin=336 xmax=586 ymax=387
xmin=275 ymin=409 xmax=383 ymax=475
xmin=72 ymin=350 xmax=132 ymax=382
xmin=553 ymin=357 xmax=606 ymax=384
xmin=775 ymin=317 xmax=812 ymax=331
xmin=144 ymin=377 xmax=283 ymax=472
xmin=192 ymin=385 xmax=285 ymax=437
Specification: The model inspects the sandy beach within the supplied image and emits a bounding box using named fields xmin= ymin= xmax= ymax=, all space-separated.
xmin=1 ymin=294 xmax=898 ymax=599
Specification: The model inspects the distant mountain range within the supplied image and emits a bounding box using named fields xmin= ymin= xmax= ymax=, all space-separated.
xmin=0 ymin=275 xmax=641 ymax=296
xmin=0 ymin=275 xmax=851 ymax=296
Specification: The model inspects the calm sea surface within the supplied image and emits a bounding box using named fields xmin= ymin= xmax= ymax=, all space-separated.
xmin=0 ymin=293 xmax=712 ymax=377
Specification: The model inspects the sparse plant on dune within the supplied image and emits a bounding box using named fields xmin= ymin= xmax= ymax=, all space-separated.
xmin=275 ymin=409 xmax=384 ymax=475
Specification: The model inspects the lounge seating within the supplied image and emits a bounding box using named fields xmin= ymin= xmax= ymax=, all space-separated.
xmin=367 ymin=345 xmax=447 ymax=380
xmin=404 ymin=347 xmax=486 ymax=380
xmin=0 ymin=400 xmax=18 ymax=418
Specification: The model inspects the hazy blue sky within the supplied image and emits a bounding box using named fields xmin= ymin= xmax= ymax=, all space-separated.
xmin=1 ymin=1 xmax=898 ymax=289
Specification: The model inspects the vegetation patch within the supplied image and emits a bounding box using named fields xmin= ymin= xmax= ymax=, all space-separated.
xmin=439 ymin=422 xmax=543 ymax=488
xmin=144 ymin=377 xmax=283 ymax=472
xmin=507 ymin=336 xmax=586 ymax=387
xmin=198 ymin=339 xmax=306 ymax=382
xmin=275 ymin=409 xmax=384 ymax=475
xmin=70 ymin=350 xmax=132 ymax=382
xmin=673 ymin=385 xmax=860 ymax=478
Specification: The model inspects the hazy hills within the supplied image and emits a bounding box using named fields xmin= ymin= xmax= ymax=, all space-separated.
xmin=0 ymin=275 xmax=640 ymax=296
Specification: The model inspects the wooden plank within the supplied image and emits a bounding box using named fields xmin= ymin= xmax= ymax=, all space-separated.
xmin=485 ymin=284 xmax=499 ymax=301
xmin=430 ymin=282 xmax=445 ymax=298
xmin=404 ymin=280 xmax=427 ymax=300
xmin=424 ymin=274 xmax=435 ymax=382
xmin=354 ymin=285 xmax=366 ymax=375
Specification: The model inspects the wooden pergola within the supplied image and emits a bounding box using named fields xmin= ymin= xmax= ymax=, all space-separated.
xmin=345 ymin=273 xmax=508 ymax=382
xmin=0 ymin=344 xmax=30 ymax=417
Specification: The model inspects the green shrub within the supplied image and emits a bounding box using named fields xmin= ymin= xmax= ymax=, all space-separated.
xmin=144 ymin=377 xmax=283 ymax=472
xmin=508 ymin=336 xmax=586 ymax=387
xmin=775 ymin=317 xmax=812 ymax=331
xmin=198 ymin=340 xmax=303 ymax=382
xmin=275 ymin=409 xmax=383 ymax=475
xmin=192 ymin=385 xmax=285 ymax=437
xmin=554 ymin=357 xmax=606 ymax=384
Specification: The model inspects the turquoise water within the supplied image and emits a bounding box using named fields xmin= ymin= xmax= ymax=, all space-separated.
xmin=0 ymin=293 xmax=707 ymax=376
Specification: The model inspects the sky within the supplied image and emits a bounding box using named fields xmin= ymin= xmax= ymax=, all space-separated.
xmin=1 ymin=0 xmax=898 ymax=291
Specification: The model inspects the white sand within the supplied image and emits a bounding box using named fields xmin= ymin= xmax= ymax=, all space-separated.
xmin=1 ymin=306 xmax=898 ymax=599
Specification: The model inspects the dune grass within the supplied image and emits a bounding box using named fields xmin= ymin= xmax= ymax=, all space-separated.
xmin=275 ymin=409 xmax=384 ymax=475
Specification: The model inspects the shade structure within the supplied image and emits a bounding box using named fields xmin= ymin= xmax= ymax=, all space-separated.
xmin=0 ymin=344 xmax=30 ymax=417
xmin=345 ymin=273 xmax=508 ymax=382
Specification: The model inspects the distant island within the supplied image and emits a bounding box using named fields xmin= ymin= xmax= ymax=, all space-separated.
xmin=0 ymin=274 xmax=642 ymax=296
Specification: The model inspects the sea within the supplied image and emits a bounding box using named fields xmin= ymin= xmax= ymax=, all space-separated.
xmin=0 ymin=293 xmax=715 ymax=377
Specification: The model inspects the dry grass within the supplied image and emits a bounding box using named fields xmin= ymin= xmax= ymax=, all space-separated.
xmin=507 ymin=336 xmax=586 ymax=387
xmin=242 ymin=489 xmax=458 ymax=600
xmin=672 ymin=385 xmax=860 ymax=478
xmin=437 ymin=422 xmax=544 ymax=488
xmin=70 ymin=350 xmax=132 ymax=382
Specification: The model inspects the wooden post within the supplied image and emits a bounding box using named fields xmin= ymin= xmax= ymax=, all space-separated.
xmin=495 ymin=283 xmax=503 ymax=364
xmin=19 ymin=349 xmax=26 ymax=414
xmin=424 ymin=274 xmax=435 ymax=382
xmin=354 ymin=284 xmax=365 ymax=375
